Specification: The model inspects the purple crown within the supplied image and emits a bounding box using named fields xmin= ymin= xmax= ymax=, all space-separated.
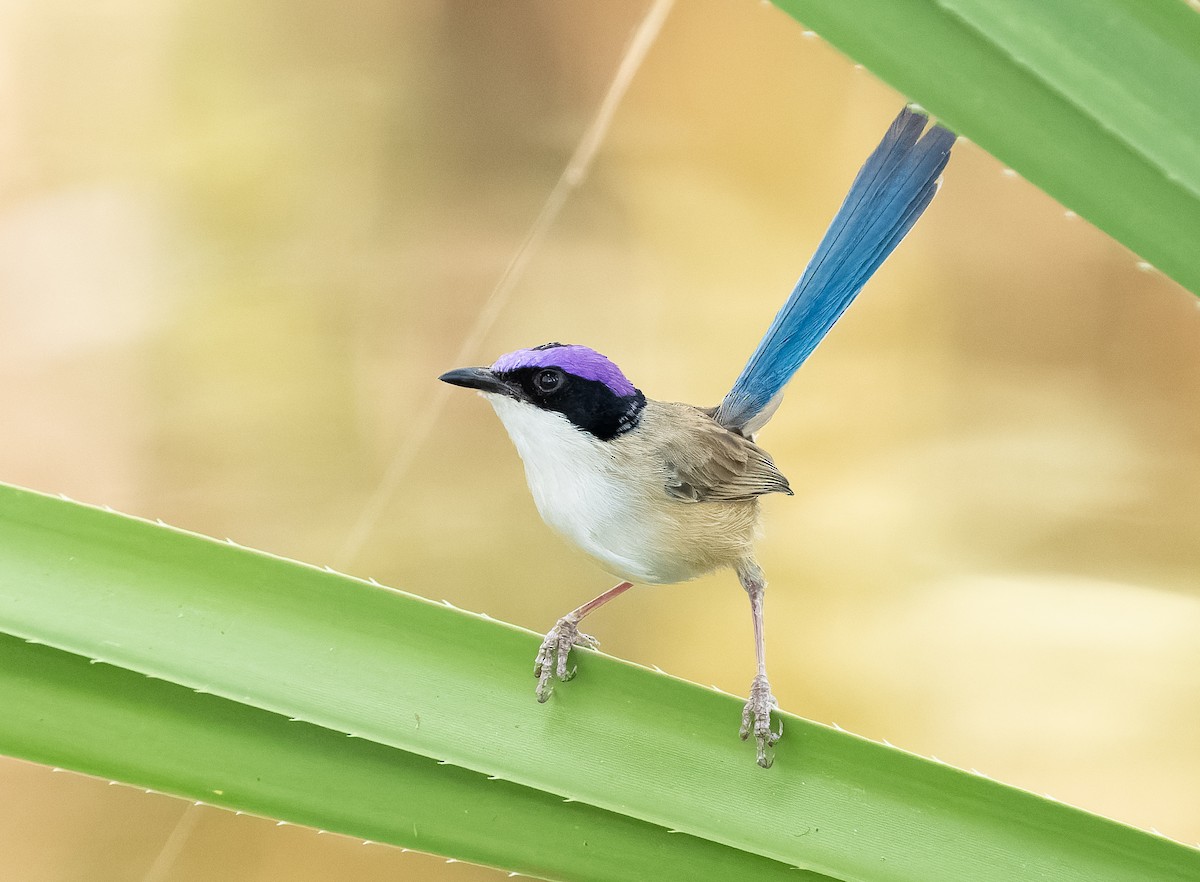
xmin=491 ymin=343 xmax=637 ymax=397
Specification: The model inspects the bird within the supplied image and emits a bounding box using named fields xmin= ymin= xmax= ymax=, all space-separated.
xmin=439 ymin=106 xmax=955 ymax=767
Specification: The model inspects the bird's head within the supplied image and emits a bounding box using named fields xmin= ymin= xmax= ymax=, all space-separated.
xmin=439 ymin=342 xmax=645 ymax=440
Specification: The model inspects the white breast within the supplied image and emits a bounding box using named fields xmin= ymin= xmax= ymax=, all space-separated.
xmin=484 ymin=394 xmax=667 ymax=583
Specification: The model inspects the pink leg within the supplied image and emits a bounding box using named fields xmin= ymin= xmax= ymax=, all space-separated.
xmin=534 ymin=581 xmax=633 ymax=702
xmin=737 ymin=561 xmax=782 ymax=768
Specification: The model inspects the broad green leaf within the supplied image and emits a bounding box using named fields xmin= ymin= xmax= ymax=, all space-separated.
xmin=771 ymin=0 xmax=1200 ymax=295
xmin=0 ymin=483 xmax=1197 ymax=881
xmin=0 ymin=633 xmax=805 ymax=882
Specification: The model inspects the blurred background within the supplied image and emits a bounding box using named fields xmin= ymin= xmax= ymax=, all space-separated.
xmin=1 ymin=0 xmax=1198 ymax=879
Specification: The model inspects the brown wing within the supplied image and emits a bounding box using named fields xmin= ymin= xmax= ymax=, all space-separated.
xmin=655 ymin=404 xmax=792 ymax=503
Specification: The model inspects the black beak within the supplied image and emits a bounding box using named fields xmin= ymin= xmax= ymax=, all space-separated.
xmin=438 ymin=366 xmax=517 ymax=397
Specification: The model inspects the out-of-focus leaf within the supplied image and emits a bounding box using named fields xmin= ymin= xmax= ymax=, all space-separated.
xmin=772 ymin=0 xmax=1200 ymax=295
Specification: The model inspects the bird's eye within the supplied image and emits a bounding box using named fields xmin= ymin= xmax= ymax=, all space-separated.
xmin=534 ymin=369 xmax=563 ymax=393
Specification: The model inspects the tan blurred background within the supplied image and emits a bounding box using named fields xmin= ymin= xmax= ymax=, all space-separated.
xmin=1 ymin=0 xmax=1198 ymax=879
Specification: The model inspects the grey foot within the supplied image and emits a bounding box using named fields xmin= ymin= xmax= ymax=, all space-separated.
xmin=533 ymin=616 xmax=599 ymax=702
xmin=740 ymin=673 xmax=782 ymax=768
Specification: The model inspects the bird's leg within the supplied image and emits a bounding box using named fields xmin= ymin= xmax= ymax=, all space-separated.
xmin=737 ymin=561 xmax=782 ymax=768
xmin=534 ymin=580 xmax=634 ymax=702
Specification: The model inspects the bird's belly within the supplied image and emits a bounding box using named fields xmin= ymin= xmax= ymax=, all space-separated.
xmin=526 ymin=462 xmax=758 ymax=585
xmin=527 ymin=466 xmax=674 ymax=583
xmin=488 ymin=394 xmax=757 ymax=584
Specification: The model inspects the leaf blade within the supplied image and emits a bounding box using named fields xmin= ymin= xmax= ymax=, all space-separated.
xmin=2 ymin=484 xmax=1198 ymax=880
xmin=0 ymin=634 xmax=808 ymax=882
xmin=770 ymin=0 xmax=1200 ymax=294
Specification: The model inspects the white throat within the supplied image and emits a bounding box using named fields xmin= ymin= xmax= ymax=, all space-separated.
xmin=483 ymin=393 xmax=655 ymax=582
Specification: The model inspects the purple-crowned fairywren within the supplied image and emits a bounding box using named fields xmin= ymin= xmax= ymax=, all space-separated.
xmin=441 ymin=107 xmax=955 ymax=767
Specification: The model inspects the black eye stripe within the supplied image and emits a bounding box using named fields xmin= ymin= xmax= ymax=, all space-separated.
xmin=494 ymin=367 xmax=645 ymax=440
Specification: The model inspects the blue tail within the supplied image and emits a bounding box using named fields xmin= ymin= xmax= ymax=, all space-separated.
xmin=716 ymin=107 xmax=955 ymax=434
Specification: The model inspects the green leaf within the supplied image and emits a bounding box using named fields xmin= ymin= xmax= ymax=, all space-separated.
xmin=770 ymin=0 xmax=1200 ymax=295
xmin=1 ymin=482 xmax=1197 ymax=881
xmin=0 ymin=634 xmax=804 ymax=882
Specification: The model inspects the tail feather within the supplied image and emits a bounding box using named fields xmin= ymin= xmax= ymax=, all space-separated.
xmin=716 ymin=107 xmax=955 ymax=434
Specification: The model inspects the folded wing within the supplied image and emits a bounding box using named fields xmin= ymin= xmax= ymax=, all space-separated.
xmin=660 ymin=406 xmax=792 ymax=503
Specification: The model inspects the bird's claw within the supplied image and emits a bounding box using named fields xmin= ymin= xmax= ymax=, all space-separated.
xmin=740 ymin=673 xmax=782 ymax=768
xmin=534 ymin=616 xmax=599 ymax=702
